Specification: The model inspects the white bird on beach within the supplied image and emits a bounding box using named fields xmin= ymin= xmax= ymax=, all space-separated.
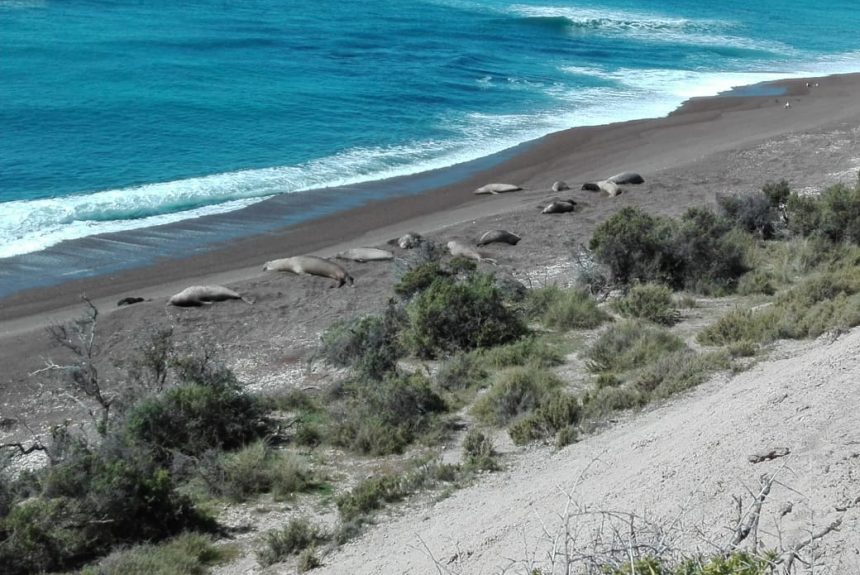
xmin=785 ymin=102 xmax=791 ymax=109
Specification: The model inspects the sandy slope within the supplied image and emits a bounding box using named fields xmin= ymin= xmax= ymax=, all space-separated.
xmin=312 ymin=330 xmax=860 ymax=574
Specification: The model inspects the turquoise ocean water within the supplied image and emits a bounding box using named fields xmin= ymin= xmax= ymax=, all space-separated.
xmin=2 ymin=0 xmax=860 ymax=263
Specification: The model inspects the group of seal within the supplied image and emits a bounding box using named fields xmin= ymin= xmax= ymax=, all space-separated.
xmin=581 ymin=171 xmax=645 ymax=197
xmin=162 ymin=170 xmax=644 ymax=308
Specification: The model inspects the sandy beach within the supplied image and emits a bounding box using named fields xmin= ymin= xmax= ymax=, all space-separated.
xmin=2 ymin=71 xmax=860 ymax=439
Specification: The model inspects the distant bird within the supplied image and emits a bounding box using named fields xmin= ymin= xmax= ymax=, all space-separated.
xmin=785 ymin=102 xmax=791 ymax=109
xmin=814 ymin=82 xmax=820 ymax=87
xmin=805 ymin=82 xmax=811 ymax=87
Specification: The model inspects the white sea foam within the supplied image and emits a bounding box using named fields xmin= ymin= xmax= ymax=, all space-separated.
xmin=508 ymin=4 xmax=793 ymax=54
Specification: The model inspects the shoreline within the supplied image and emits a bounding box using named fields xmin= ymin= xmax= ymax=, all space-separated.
xmin=1 ymin=72 xmax=859 ymax=333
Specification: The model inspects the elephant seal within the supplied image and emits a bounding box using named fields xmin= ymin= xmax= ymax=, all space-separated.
xmin=552 ymin=181 xmax=570 ymax=192
xmin=541 ymin=199 xmax=576 ymax=214
xmin=263 ymin=255 xmax=354 ymax=287
xmin=582 ymin=180 xmax=621 ymax=196
xmin=607 ymin=172 xmax=644 ymax=185
xmin=474 ymin=183 xmax=522 ymax=195
xmin=335 ymin=247 xmax=394 ymax=262
xmin=117 ymin=296 xmax=145 ymax=307
xmin=387 ymin=232 xmax=423 ymax=249
xmin=169 ymin=285 xmax=252 ymax=307
xmin=477 ymin=230 xmax=521 ymax=246
xmin=447 ymin=241 xmax=496 ymax=264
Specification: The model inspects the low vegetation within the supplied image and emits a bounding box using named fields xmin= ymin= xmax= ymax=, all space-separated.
xmin=257 ymin=517 xmax=328 ymax=567
xmin=612 ymin=283 xmax=680 ymax=325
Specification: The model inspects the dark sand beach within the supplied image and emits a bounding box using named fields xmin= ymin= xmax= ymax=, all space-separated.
xmin=1 ymin=72 xmax=859 ymax=435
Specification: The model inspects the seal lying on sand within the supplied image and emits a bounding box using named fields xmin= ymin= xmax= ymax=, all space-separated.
xmin=474 ymin=183 xmax=522 ymax=195
xmin=117 ymin=296 xmax=145 ymax=307
xmin=477 ymin=230 xmax=521 ymax=246
xmin=447 ymin=240 xmax=496 ymax=264
xmin=169 ymin=285 xmax=252 ymax=307
xmin=263 ymin=255 xmax=354 ymax=287
xmin=388 ymin=232 xmax=423 ymax=249
xmin=552 ymin=181 xmax=570 ymax=192
xmin=582 ymin=180 xmax=621 ymax=197
xmin=607 ymin=172 xmax=644 ymax=185
xmin=335 ymin=247 xmax=394 ymax=262
xmin=541 ymin=199 xmax=577 ymax=214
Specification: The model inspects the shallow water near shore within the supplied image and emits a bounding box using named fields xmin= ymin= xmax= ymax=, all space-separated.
xmin=3 ymin=0 xmax=860 ymax=262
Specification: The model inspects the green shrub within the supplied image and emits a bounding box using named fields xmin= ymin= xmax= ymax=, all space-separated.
xmin=124 ymin=377 xmax=266 ymax=456
xmin=581 ymin=386 xmax=647 ymax=420
xmin=736 ymin=269 xmax=776 ymax=296
xmin=394 ymin=261 xmax=447 ymax=298
xmin=319 ymin=308 xmax=404 ymax=380
xmin=297 ymin=545 xmax=322 ymax=572
xmin=461 ymin=429 xmax=499 ymax=471
xmin=329 ymin=372 xmax=447 ymax=455
xmin=472 ymin=367 xmax=564 ymax=426
xmin=0 ymin=441 xmax=207 ymax=575
xmin=526 ymin=286 xmax=609 ymax=330
xmin=785 ymin=193 xmax=822 ymax=237
xmin=555 ymin=425 xmax=578 ymax=448
xmin=762 ymin=178 xmax=791 ymax=207
xmin=336 ymin=474 xmax=407 ymax=522
xmin=634 ymin=350 xmax=730 ymax=399
xmin=671 ymin=208 xmax=748 ymax=294
xmin=785 ymin=181 xmax=860 ymax=243
xmin=204 ymin=442 xmax=314 ymax=502
xmin=257 ymin=518 xmax=328 ymax=567
xmin=589 ymin=207 xmax=677 ymax=286
xmin=476 ymin=336 xmax=564 ymax=370
xmin=0 ymin=497 xmax=91 ymax=574
xmin=699 ymin=265 xmax=860 ymax=345
xmin=612 ymin=283 xmax=680 ymax=325
xmin=818 ymin=182 xmax=860 ymax=243
xmin=403 ymin=272 xmax=527 ymax=358
xmin=716 ymin=191 xmax=776 ymax=238
xmin=79 ymin=533 xmax=227 ymax=575
xmin=590 ymin=206 xmax=748 ymax=293
xmin=507 ymin=392 xmax=581 ymax=446
xmin=587 ymin=321 xmax=686 ymax=374
xmin=436 ymin=352 xmax=487 ymax=391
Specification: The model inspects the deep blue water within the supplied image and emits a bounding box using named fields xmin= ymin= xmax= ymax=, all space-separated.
xmin=2 ymin=0 xmax=860 ymax=258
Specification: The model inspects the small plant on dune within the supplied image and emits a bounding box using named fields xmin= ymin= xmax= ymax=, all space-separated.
xmin=472 ymin=367 xmax=564 ymax=426
xmin=79 ymin=533 xmax=230 ymax=575
xmin=328 ymin=372 xmax=447 ymax=455
xmin=612 ymin=283 xmax=680 ymax=326
xmin=435 ymin=352 xmax=488 ymax=391
xmin=201 ymin=441 xmax=315 ymax=502
xmin=586 ymin=321 xmax=686 ymax=374
xmin=461 ymin=429 xmax=499 ymax=471
xmin=476 ymin=336 xmax=565 ymax=369
xmin=508 ymin=391 xmax=581 ymax=446
xmin=257 ymin=517 xmax=328 ymax=567
xmin=525 ymin=285 xmax=610 ymax=330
